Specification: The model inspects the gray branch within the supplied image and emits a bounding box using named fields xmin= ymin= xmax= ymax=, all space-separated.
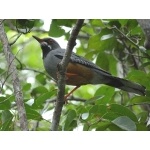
xmin=137 ymin=19 xmax=150 ymax=49
xmin=50 ymin=19 xmax=84 ymax=131
xmin=0 ymin=20 xmax=28 ymax=131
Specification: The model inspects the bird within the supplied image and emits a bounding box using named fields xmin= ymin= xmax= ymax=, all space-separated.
xmin=32 ymin=35 xmax=146 ymax=99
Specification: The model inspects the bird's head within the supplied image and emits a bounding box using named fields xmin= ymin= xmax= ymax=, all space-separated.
xmin=32 ymin=36 xmax=61 ymax=58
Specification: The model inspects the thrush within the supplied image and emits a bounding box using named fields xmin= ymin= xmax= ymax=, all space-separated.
xmin=33 ymin=36 xmax=146 ymax=99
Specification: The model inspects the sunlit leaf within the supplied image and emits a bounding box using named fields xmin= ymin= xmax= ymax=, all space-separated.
xmin=112 ymin=116 xmax=136 ymax=131
xmin=49 ymin=20 xmax=65 ymax=37
xmin=22 ymin=83 xmax=31 ymax=91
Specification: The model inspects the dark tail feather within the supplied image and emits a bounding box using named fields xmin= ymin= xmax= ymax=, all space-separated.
xmin=106 ymin=77 xmax=146 ymax=96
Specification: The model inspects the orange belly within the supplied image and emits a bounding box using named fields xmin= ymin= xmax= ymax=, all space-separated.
xmin=65 ymin=62 xmax=94 ymax=86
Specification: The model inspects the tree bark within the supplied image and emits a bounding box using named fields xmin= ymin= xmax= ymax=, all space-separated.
xmin=0 ymin=20 xmax=28 ymax=131
xmin=50 ymin=19 xmax=84 ymax=131
xmin=137 ymin=19 xmax=150 ymax=49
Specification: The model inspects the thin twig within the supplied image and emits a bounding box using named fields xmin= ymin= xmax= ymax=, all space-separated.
xmin=0 ymin=48 xmax=22 ymax=93
xmin=0 ymin=20 xmax=28 ymax=131
xmin=112 ymin=26 xmax=139 ymax=49
xmin=50 ymin=19 xmax=84 ymax=131
xmin=123 ymin=52 xmax=148 ymax=59
xmin=122 ymin=39 xmax=139 ymax=69
xmin=22 ymin=67 xmax=53 ymax=80
xmin=0 ymin=71 xmax=12 ymax=94
xmin=126 ymin=102 xmax=150 ymax=107
xmin=0 ymin=19 xmax=5 ymax=25
xmin=46 ymin=97 xmax=87 ymax=103
xmin=9 ymin=33 xmax=22 ymax=46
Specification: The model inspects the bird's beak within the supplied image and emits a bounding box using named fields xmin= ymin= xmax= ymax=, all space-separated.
xmin=32 ymin=35 xmax=43 ymax=43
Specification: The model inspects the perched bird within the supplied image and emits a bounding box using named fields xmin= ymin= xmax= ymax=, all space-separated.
xmin=33 ymin=36 xmax=146 ymax=98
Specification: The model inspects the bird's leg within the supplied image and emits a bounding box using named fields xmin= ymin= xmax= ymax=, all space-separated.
xmin=64 ymin=86 xmax=80 ymax=103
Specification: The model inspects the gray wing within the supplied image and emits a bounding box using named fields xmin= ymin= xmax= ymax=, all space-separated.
xmin=54 ymin=49 xmax=111 ymax=76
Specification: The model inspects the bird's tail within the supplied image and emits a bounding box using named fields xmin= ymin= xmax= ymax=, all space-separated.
xmin=106 ymin=76 xmax=146 ymax=96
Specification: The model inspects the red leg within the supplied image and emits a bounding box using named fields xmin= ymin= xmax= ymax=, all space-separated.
xmin=64 ymin=86 xmax=80 ymax=103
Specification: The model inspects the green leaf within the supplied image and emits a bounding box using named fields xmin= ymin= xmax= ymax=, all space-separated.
xmin=89 ymin=104 xmax=107 ymax=115
xmin=5 ymin=95 xmax=15 ymax=102
xmin=0 ymin=97 xmax=11 ymax=110
xmin=35 ymin=91 xmax=56 ymax=106
xmin=91 ymin=19 xmax=105 ymax=27
xmin=0 ymin=68 xmax=5 ymax=74
xmin=130 ymin=96 xmax=150 ymax=104
xmin=98 ymin=36 xmax=116 ymax=52
xmin=101 ymin=34 xmax=114 ymax=40
xmin=81 ymin=113 xmax=89 ymax=120
xmin=56 ymin=19 xmax=76 ymax=27
xmin=94 ymin=86 xmax=115 ymax=104
xmin=88 ymin=34 xmax=101 ymax=50
xmin=108 ymin=124 xmax=125 ymax=131
xmin=25 ymin=104 xmax=43 ymax=121
xmin=64 ymin=109 xmax=76 ymax=130
xmin=108 ymin=20 xmax=121 ymax=28
xmin=82 ymin=24 xmax=95 ymax=35
xmin=77 ymin=105 xmax=89 ymax=114
xmin=139 ymin=62 xmax=150 ymax=69
xmin=119 ymin=19 xmax=128 ymax=26
xmin=83 ymin=124 xmax=89 ymax=131
xmin=103 ymin=112 xmax=121 ymax=121
xmin=84 ymin=50 xmax=97 ymax=61
xmin=112 ymin=116 xmax=136 ymax=131
xmin=36 ymin=74 xmax=46 ymax=85
xmin=49 ymin=20 xmax=65 ymax=37
xmin=127 ymin=19 xmax=138 ymax=31
xmin=108 ymin=104 xmax=138 ymax=122
xmin=136 ymin=123 xmax=148 ymax=131
xmin=95 ymin=121 xmax=111 ymax=131
xmin=31 ymin=86 xmax=48 ymax=97
xmin=1 ymin=110 xmax=13 ymax=131
xmin=34 ymin=19 xmax=44 ymax=27
xmin=127 ymin=70 xmax=148 ymax=86
xmin=1 ymin=118 xmax=13 ymax=131
xmin=130 ymin=25 xmax=143 ymax=35
xmin=1 ymin=110 xmax=13 ymax=123
xmin=22 ymin=83 xmax=31 ymax=91
xmin=69 ymin=120 xmax=77 ymax=130
xmin=16 ymin=19 xmax=35 ymax=33
xmin=96 ymin=52 xmax=109 ymax=71
xmin=137 ymin=111 xmax=149 ymax=123
xmin=88 ymin=28 xmax=113 ymax=50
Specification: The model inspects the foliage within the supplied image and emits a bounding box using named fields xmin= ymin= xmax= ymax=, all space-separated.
xmin=0 ymin=19 xmax=150 ymax=131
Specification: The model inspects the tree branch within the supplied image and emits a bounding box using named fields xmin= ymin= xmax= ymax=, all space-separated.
xmin=22 ymin=67 xmax=53 ymax=80
xmin=46 ymin=96 xmax=87 ymax=103
xmin=137 ymin=19 xmax=150 ymax=49
xmin=0 ymin=20 xmax=28 ymax=131
xmin=50 ymin=19 xmax=84 ymax=131
xmin=112 ymin=25 xmax=140 ymax=49
xmin=9 ymin=33 xmax=22 ymax=46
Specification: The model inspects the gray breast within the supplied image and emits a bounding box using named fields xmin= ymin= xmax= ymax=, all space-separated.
xmin=43 ymin=49 xmax=63 ymax=80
